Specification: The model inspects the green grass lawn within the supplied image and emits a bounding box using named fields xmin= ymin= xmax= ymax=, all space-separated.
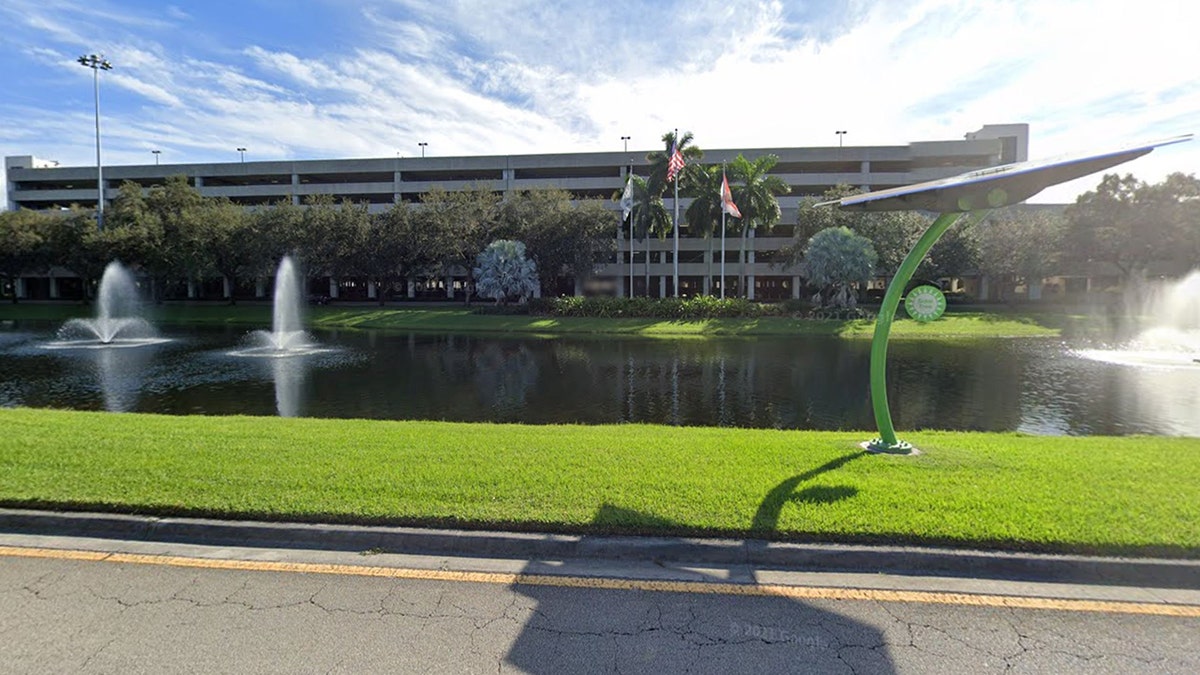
xmin=2 ymin=408 xmax=1197 ymax=556
xmin=0 ymin=303 xmax=1061 ymax=339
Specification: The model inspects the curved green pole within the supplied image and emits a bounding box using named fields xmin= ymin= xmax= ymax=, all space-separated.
xmin=867 ymin=210 xmax=989 ymax=451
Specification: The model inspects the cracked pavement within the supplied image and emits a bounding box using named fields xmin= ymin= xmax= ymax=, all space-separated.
xmin=2 ymin=547 xmax=1198 ymax=673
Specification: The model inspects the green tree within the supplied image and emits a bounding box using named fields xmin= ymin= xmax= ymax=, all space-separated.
xmin=924 ymin=222 xmax=981 ymax=280
xmin=502 ymin=189 xmax=616 ymax=294
xmin=728 ymin=154 xmax=790 ymax=298
xmin=645 ymin=130 xmax=704 ymax=197
xmin=1063 ymin=172 xmax=1200 ymax=282
xmin=683 ymin=164 xmax=724 ymax=292
xmin=419 ymin=186 xmax=502 ymax=304
xmin=251 ymin=200 xmax=305 ymax=279
xmin=296 ymin=196 xmax=369 ymax=288
xmin=621 ymin=174 xmax=671 ymax=295
xmin=358 ymin=203 xmax=437 ymax=304
xmin=44 ymin=208 xmax=107 ymax=301
xmin=203 ymin=198 xmax=254 ymax=304
xmin=798 ymin=226 xmax=877 ymax=309
xmin=0 ymin=209 xmax=51 ymax=302
xmin=976 ymin=210 xmax=1066 ymax=300
xmin=103 ymin=181 xmax=164 ymax=281
xmin=144 ymin=176 xmax=209 ymax=298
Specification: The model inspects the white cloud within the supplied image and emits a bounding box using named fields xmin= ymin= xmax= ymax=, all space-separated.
xmin=2 ymin=0 xmax=1198 ymax=205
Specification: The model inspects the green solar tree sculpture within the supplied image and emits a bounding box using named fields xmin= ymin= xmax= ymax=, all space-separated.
xmin=818 ymin=134 xmax=1193 ymax=454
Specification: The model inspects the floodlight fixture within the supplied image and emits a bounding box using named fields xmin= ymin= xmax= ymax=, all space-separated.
xmin=78 ymin=54 xmax=113 ymax=229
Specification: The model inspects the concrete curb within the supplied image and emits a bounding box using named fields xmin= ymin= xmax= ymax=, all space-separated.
xmin=2 ymin=508 xmax=1197 ymax=589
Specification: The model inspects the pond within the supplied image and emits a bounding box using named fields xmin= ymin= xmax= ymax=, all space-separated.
xmin=1 ymin=322 xmax=1198 ymax=436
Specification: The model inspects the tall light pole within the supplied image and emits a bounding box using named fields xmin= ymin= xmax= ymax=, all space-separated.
xmin=77 ymin=54 xmax=112 ymax=230
xmin=151 ymin=149 xmax=161 ymax=165
xmin=237 ymin=147 xmax=247 ymax=163
xmin=418 ymin=142 xmax=427 ymax=158
xmin=835 ymin=130 xmax=847 ymax=147
xmin=620 ymin=135 xmax=630 ymax=153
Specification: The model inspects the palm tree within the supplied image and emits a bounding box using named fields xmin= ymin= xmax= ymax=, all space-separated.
xmin=646 ymin=131 xmax=703 ymax=296
xmin=626 ymin=174 xmax=671 ymax=296
xmin=615 ymin=174 xmax=671 ymax=295
xmin=646 ymin=130 xmax=704 ymax=196
xmin=683 ymin=164 xmax=724 ymax=294
xmin=729 ymin=154 xmax=790 ymax=298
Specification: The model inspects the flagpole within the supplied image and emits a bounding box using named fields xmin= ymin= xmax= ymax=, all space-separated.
xmin=672 ymin=128 xmax=680 ymax=298
xmin=721 ymin=164 xmax=727 ymax=300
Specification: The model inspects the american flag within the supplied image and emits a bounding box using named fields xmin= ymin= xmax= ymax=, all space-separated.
xmin=666 ymin=142 xmax=685 ymax=183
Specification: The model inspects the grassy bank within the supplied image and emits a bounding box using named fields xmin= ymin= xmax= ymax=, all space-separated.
xmin=0 ymin=303 xmax=1061 ymax=338
xmin=2 ymin=408 xmax=1197 ymax=556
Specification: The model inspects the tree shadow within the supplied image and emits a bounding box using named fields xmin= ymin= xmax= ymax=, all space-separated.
xmin=504 ymin=502 xmax=896 ymax=673
xmin=752 ymin=451 xmax=868 ymax=532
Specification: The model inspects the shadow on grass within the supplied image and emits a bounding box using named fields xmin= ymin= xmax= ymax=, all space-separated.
xmin=752 ymin=451 xmax=868 ymax=532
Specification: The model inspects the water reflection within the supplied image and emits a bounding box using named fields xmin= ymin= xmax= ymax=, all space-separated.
xmin=91 ymin=345 xmax=155 ymax=412
xmin=270 ymin=356 xmax=308 ymax=418
xmin=1 ymin=323 xmax=1197 ymax=436
xmin=473 ymin=342 xmax=538 ymax=413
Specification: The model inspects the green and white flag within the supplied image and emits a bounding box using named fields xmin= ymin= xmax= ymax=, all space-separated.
xmin=619 ymin=175 xmax=634 ymax=220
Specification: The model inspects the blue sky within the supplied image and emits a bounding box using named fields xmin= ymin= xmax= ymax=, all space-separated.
xmin=1 ymin=0 xmax=1196 ymax=203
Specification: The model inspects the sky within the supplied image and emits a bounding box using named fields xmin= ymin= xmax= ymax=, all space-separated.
xmin=1 ymin=0 xmax=1197 ymax=204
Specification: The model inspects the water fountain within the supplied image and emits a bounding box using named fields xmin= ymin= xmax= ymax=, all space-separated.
xmin=232 ymin=256 xmax=329 ymax=358
xmin=1078 ymin=269 xmax=1200 ymax=368
xmin=44 ymin=261 xmax=169 ymax=349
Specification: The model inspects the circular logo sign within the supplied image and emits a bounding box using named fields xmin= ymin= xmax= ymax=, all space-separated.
xmin=904 ymin=285 xmax=946 ymax=322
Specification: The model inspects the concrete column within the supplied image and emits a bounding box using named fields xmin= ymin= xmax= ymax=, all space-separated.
xmin=573 ymin=278 xmax=583 ymax=297
xmin=617 ymin=276 xmax=625 ymax=298
xmin=1028 ymin=280 xmax=1043 ymax=301
xmin=222 ymin=276 xmax=232 ymax=299
xmin=502 ymin=168 xmax=515 ymax=192
xmin=187 ymin=279 xmax=196 ymax=299
xmin=194 ymin=176 xmax=204 ymax=189
xmin=367 ymin=281 xmax=377 ymax=300
xmin=255 ymin=278 xmax=265 ymax=298
xmin=979 ymin=275 xmax=990 ymax=301
xmin=792 ymin=276 xmax=801 ymax=299
xmin=329 ymin=278 xmax=339 ymax=299
xmin=703 ymin=275 xmax=711 ymax=295
xmin=406 ymin=279 xmax=415 ymax=299
xmin=291 ymin=174 xmax=300 ymax=206
xmin=49 ymin=276 xmax=59 ymax=299
xmin=446 ymin=277 xmax=454 ymax=299
xmin=14 ymin=278 xmax=26 ymax=299
xmin=394 ymin=171 xmax=403 ymax=204
xmin=747 ymin=229 xmax=756 ymax=300
xmin=659 ymin=276 xmax=667 ymax=298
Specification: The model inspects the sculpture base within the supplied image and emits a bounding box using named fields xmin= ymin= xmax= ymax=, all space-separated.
xmin=861 ymin=439 xmax=921 ymax=456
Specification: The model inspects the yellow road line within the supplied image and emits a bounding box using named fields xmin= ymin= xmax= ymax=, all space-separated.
xmin=4 ymin=545 xmax=1198 ymax=618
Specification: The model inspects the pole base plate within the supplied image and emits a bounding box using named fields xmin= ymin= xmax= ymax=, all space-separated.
xmin=861 ymin=439 xmax=921 ymax=456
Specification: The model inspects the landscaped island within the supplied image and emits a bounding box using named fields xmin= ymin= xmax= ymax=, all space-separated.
xmin=0 ymin=303 xmax=1064 ymax=338
xmin=2 ymin=408 xmax=1196 ymax=557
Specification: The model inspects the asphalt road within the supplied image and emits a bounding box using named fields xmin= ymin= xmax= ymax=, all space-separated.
xmin=2 ymin=538 xmax=1198 ymax=674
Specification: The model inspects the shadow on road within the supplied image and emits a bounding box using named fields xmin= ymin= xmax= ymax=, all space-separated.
xmin=504 ymin=497 xmax=895 ymax=673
